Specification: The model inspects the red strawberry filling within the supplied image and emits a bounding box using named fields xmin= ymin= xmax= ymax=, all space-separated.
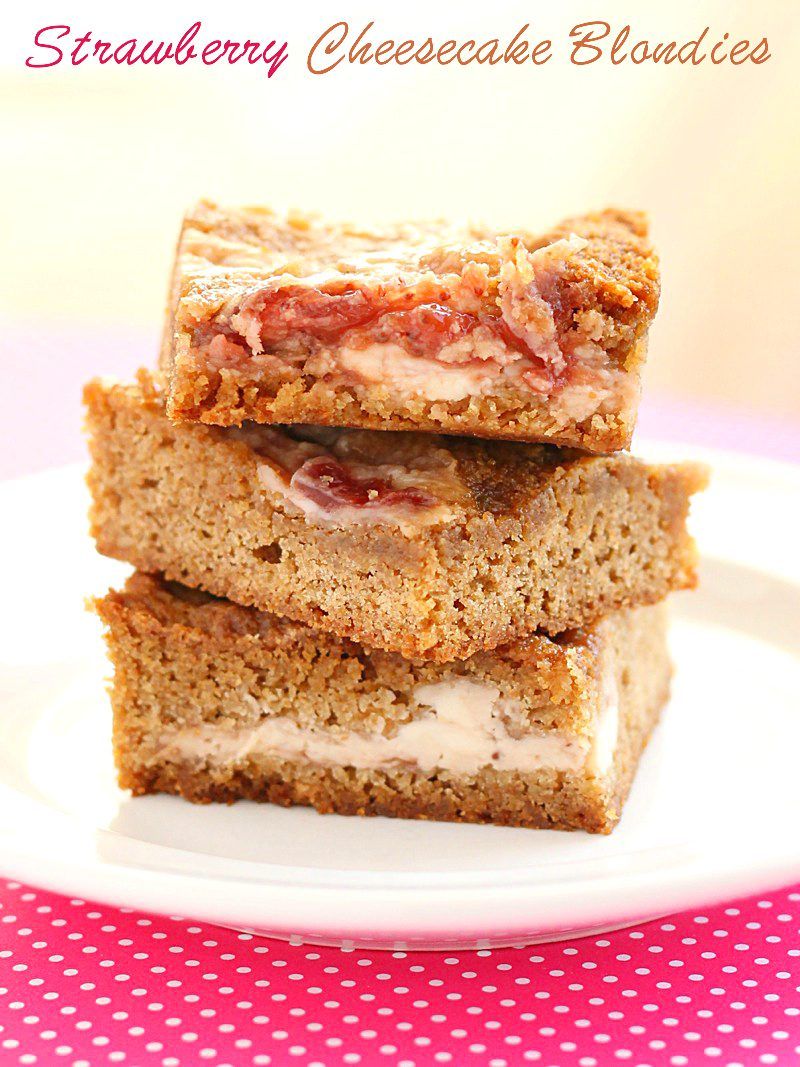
xmin=292 ymin=456 xmax=440 ymax=516
xmin=221 ymin=285 xmax=561 ymax=391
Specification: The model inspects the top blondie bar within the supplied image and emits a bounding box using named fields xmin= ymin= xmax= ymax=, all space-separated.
xmin=160 ymin=201 xmax=660 ymax=451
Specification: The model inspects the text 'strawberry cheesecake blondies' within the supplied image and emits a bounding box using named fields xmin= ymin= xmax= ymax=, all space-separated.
xmin=85 ymin=371 xmax=706 ymax=662
xmin=96 ymin=573 xmax=671 ymax=834
xmin=161 ymin=201 xmax=660 ymax=451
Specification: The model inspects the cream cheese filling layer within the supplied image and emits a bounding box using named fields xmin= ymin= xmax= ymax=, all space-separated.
xmin=331 ymin=341 xmax=622 ymax=424
xmin=153 ymin=677 xmax=619 ymax=779
xmin=260 ymin=336 xmax=626 ymax=427
xmin=255 ymin=461 xmax=456 ymax=531
xmin=335 ymin=341 xmax=505 ymax=402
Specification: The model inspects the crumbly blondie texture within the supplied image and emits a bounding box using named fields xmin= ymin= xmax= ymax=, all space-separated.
xmin=85 ymin=371 xmax=706 ymax=662
xmin=161 ymin=201 xmax=660 ymax=452
xmin=96 ymin=574 xmax=671 ymax=834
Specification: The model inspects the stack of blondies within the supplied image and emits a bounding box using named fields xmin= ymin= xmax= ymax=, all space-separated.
xmin=85 ymin=201 xmax=705 ymax=833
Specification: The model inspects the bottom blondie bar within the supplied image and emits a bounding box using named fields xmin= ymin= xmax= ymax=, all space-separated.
xmin=96 ymin=574 xmax=670 ymax=834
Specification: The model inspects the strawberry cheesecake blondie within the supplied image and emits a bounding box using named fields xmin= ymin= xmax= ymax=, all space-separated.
xmin=161 ymin=201 xmax=660 ymax=451
xmin=96 ymin=573 xmax=671 ymax=833
xmin=85 ymin=371 xmax=705 ymax=661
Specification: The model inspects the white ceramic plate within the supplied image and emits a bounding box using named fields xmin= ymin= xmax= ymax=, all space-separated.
xmin=1 ymin=447 xmax=799 ymax=949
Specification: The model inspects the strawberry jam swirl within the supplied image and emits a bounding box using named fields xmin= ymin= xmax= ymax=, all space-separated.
xmin=230 ymin=424 xmax=467 ymax=531
xmin=194 ymin=237 xmax=612 ymax=404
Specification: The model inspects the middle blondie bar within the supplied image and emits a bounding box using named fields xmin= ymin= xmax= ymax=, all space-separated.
xmin=85 ymin=371 xmax=705 ymax=662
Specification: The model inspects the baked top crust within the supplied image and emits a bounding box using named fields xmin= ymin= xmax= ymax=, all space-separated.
xmin=169 ymin=201 xmax=657 ymax=318
xmin=161 ymin=202 xmax=660 ymax=447
xmin=101 ymin=571 xmax=603 ymax=677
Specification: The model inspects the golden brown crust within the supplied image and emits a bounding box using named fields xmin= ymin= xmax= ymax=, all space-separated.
xmin=95 ymin=572 xmax=624 ymax=719
xmin=168 ymin=202 xmax=657 ymax=323
xmin=161 ymin=202 xmax=660 ymax=450
xmin=119 ymin=762 xmax=637 ymax=834
xmin=85 ymin=372 xmax=706 ymax=661
xmin=98 ymin=575 xmax=671 ymax=833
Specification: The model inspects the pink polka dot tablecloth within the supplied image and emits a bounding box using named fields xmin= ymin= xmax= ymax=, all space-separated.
xmin=1 ymin=879 xmax=799 ymax=1067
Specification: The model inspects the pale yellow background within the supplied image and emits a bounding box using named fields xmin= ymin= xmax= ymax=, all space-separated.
xmin=2 ymin=0 xmax=799 ymax=418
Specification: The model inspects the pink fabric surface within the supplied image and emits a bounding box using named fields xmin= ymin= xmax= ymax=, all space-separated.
xmin=1 ymin=878 xmax=799 ymax=1066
